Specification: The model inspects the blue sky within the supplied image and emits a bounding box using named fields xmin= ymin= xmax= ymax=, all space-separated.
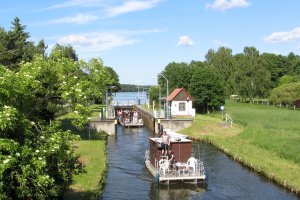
xmin=1 ymin=0 xmax=300 ymax=85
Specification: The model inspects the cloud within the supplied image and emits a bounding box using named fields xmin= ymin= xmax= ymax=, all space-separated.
xmin=57 ymin=32 xmax=137 ymax=52
xmin=54 ymin=29 xmax=163 ymax=53
xmin=46 ymin=0 xmax=104 ymax=9
xmin=205 ymin=0 xmax=250 ymax=11
xmin=106 ymin=0 xmax=163 ymax=17
xmin=214 ymin=39 xmax=228 ymax=47
xmin=49 ymin=13 xmax=98 ymax=25
xmin=264 ymin=27 xmax=300 ymax=43
xmin=177 ymin=36 xmax=194 ymax=47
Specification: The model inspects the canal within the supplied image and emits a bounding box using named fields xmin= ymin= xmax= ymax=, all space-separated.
xmin=101 ymin=125 xmax=299 ymax=200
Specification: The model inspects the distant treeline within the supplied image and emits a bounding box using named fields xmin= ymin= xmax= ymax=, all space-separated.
xmin=120 ymin=84 xmax=153 ymax=92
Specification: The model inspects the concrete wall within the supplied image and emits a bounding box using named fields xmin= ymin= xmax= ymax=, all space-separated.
xmin=134 ymin=105 xmax=155 ymax=131
xmin=134 ymin=105 xmax=193 ymax=135
xmin=89 ymin=119 xmax=116 ymax=135
xmin=154 ymin=119 xmax=193 ymax=134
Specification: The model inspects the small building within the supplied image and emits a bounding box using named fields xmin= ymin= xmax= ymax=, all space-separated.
xmin=166 ymin=88 xmax=195 ymax=117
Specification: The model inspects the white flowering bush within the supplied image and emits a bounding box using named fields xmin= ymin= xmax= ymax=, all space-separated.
xmin=0 ymin=53 xmax=113 ymax=199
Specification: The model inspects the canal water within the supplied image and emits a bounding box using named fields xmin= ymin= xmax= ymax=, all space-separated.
xmin=101 ymin=126 xmax=299 ymax=200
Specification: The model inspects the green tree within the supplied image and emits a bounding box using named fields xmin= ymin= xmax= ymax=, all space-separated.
xmin=105 ymin=66 xmax=121 ymax=92
xmin=148 ymin=86 xmax=160 ymax=106
xmin=205 ymin=47 xmax=235 ymax=95
xmin=232 ymin=47 xmax=271 ymax=101
xmin=0 ymin=17 xmax=45 ymax=70
xmin=0 ymin=52 xmax=112 ymax=198
xmin=158 ymin=62 xmax=191 ymax=96
xmin=50 ymin=44 xmax=78 ymax=61
xmin=269 ymin=82 xmax=300 ymax=105
xmin=189 ymin=64 xmax=225 ymax=113
xmin=260 ymin=53 xmax=291 ymax=88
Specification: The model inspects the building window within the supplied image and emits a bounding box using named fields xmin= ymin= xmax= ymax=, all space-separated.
xmin=179 ymin=102 xmax=186 ymax=111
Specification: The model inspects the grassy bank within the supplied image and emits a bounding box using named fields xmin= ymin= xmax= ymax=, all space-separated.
xmin=180 ymin=101 xmax=300 ymax=195
xmin=57 ymin=106 xmax=108 ymax=200
xmin=63 ymin=138 xmax=107 ymax=199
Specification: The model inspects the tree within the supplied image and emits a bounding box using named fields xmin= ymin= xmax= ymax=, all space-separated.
xmin=232 ymin=47 xmax=271 ymax=101
xmin=205 ymin=47 xmax=235 ymax=95
xmin=105 ymin=66 xmax=121 ymax=92
xmin=189 ymin=63 xmax=225 ymax=113
xmin=158 ymin=62 xmax=191 ymax=96
xmin=50 ymin=44 xmax=78 ymax=61
xmin=0 ymin=17 xmax=45 ymax=70
xmin=148 ymin=86 xmax=160 ymax=106
xmin=260 ymin=53 xmax=291 ymax=88
xmin=269 ymin=82 xmax=300 ymax=105
xmin=0 ymin=53 xmax=112 ymax=198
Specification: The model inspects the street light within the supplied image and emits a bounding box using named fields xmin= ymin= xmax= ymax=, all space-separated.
xmin=158 ymin=84 xmax=161 ymax=117
xmin=106 ymin=86 xmax=115 ymax=119
xmin=158 ymin=73 xmax=169 ymax=119
xmin=251 ymin=82 xmax=254 ymax=103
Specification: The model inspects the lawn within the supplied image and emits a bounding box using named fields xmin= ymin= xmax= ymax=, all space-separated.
xmin=180 ymin=101 xmax=300 ymax=194
xmin=63 ymin=139 xmax=107 ymax=200
xmin=57 ymin=105 xmax=108 ymax=200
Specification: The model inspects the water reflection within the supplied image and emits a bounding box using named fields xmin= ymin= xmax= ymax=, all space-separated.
xmin=150 ymin=183 xmax=207 ymax=200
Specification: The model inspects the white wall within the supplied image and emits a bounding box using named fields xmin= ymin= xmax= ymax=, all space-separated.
xmin=171 ymin=101 xmax=195 ymax=116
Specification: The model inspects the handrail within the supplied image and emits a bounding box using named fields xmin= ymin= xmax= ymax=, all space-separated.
xmin=226 ymin=114 xmax=233 ymax=127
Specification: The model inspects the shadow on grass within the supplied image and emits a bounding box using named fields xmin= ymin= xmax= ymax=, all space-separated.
xmin=60 ymin=118 xmax=107 ymax=200
xmin=60 ymin=119 xmax=108 ymax=140
xmin=64 ymin=189 xmax=100 ymax=200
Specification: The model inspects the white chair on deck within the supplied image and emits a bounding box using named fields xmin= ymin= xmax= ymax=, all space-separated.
xmin=159 ymin=157 xmax=170 ymax=176
xmin=186 ymin=157 xmax=197 ymax=174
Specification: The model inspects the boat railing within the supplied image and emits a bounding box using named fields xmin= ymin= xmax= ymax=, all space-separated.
xmin=154 ymin=157 xmax=205 ymax=178
xmin=196 ymin=160 xmax=205 ymax=176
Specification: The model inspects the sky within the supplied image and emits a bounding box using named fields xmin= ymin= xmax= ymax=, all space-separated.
xmin=1 ymin=0 xmax=300 ymax=85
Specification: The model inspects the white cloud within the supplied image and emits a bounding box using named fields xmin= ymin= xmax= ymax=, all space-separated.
xmin=264 ymin=27 xmax=300 ymax=43
xmin=214 ymin=39 xmax=228 ymax=47
xmin=106 ymin=0 xmax=163 ymax=17
xmin=177 ymin=36 xmax=194 ymax=47
xmin=205 ymin=0 xmax=250 ymax=11
xmin=49 ymin=13 xmax=98 ymax=25
xmin=46 ymin=0 xmax=104 ymax=9
xmin=57 ymin=32 xmax=137 ymax=52
xmin=54 ymin=29 xmax=162 ymax=53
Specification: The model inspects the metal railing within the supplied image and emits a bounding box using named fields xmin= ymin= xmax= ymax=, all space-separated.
xmin=226 ymin=114 xmax=233 ymax=127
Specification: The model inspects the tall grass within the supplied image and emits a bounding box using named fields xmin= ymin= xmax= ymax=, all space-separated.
xmin=225 ymin=101 xmax=300 ymax=164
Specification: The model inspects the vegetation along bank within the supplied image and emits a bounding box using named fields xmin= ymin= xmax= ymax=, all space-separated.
xmin=180 ymin=101 xmax=300 ymax=196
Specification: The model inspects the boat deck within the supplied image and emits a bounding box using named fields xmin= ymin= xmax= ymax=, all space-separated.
xmin=145 ymin=159 xmax=206 ymax=183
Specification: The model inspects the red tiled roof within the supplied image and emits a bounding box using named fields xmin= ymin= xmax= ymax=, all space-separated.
xmin=166 ymin=88 xmax=193 ymax=101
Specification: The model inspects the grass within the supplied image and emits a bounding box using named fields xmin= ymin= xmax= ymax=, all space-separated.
xmin=63 ymin=139 xmax=107 ymax=200
xmin=225 ymin=101 xmax=300 ymax=164
xmin=180 ymin=101 xmax=300 ymax=194
xmin=57 ymin=105 xmax=108 ymax=200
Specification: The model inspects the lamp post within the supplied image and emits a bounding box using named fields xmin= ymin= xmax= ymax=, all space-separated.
xmin=158 ymin=84 xmax=161 ymax=117
xmin=106 ymin=86 xmax=115 ymax=119
xmin=158 ymin=73 xmax=169 ymax=119
xmin=251 ymin=82 xmax=254 ymax=103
